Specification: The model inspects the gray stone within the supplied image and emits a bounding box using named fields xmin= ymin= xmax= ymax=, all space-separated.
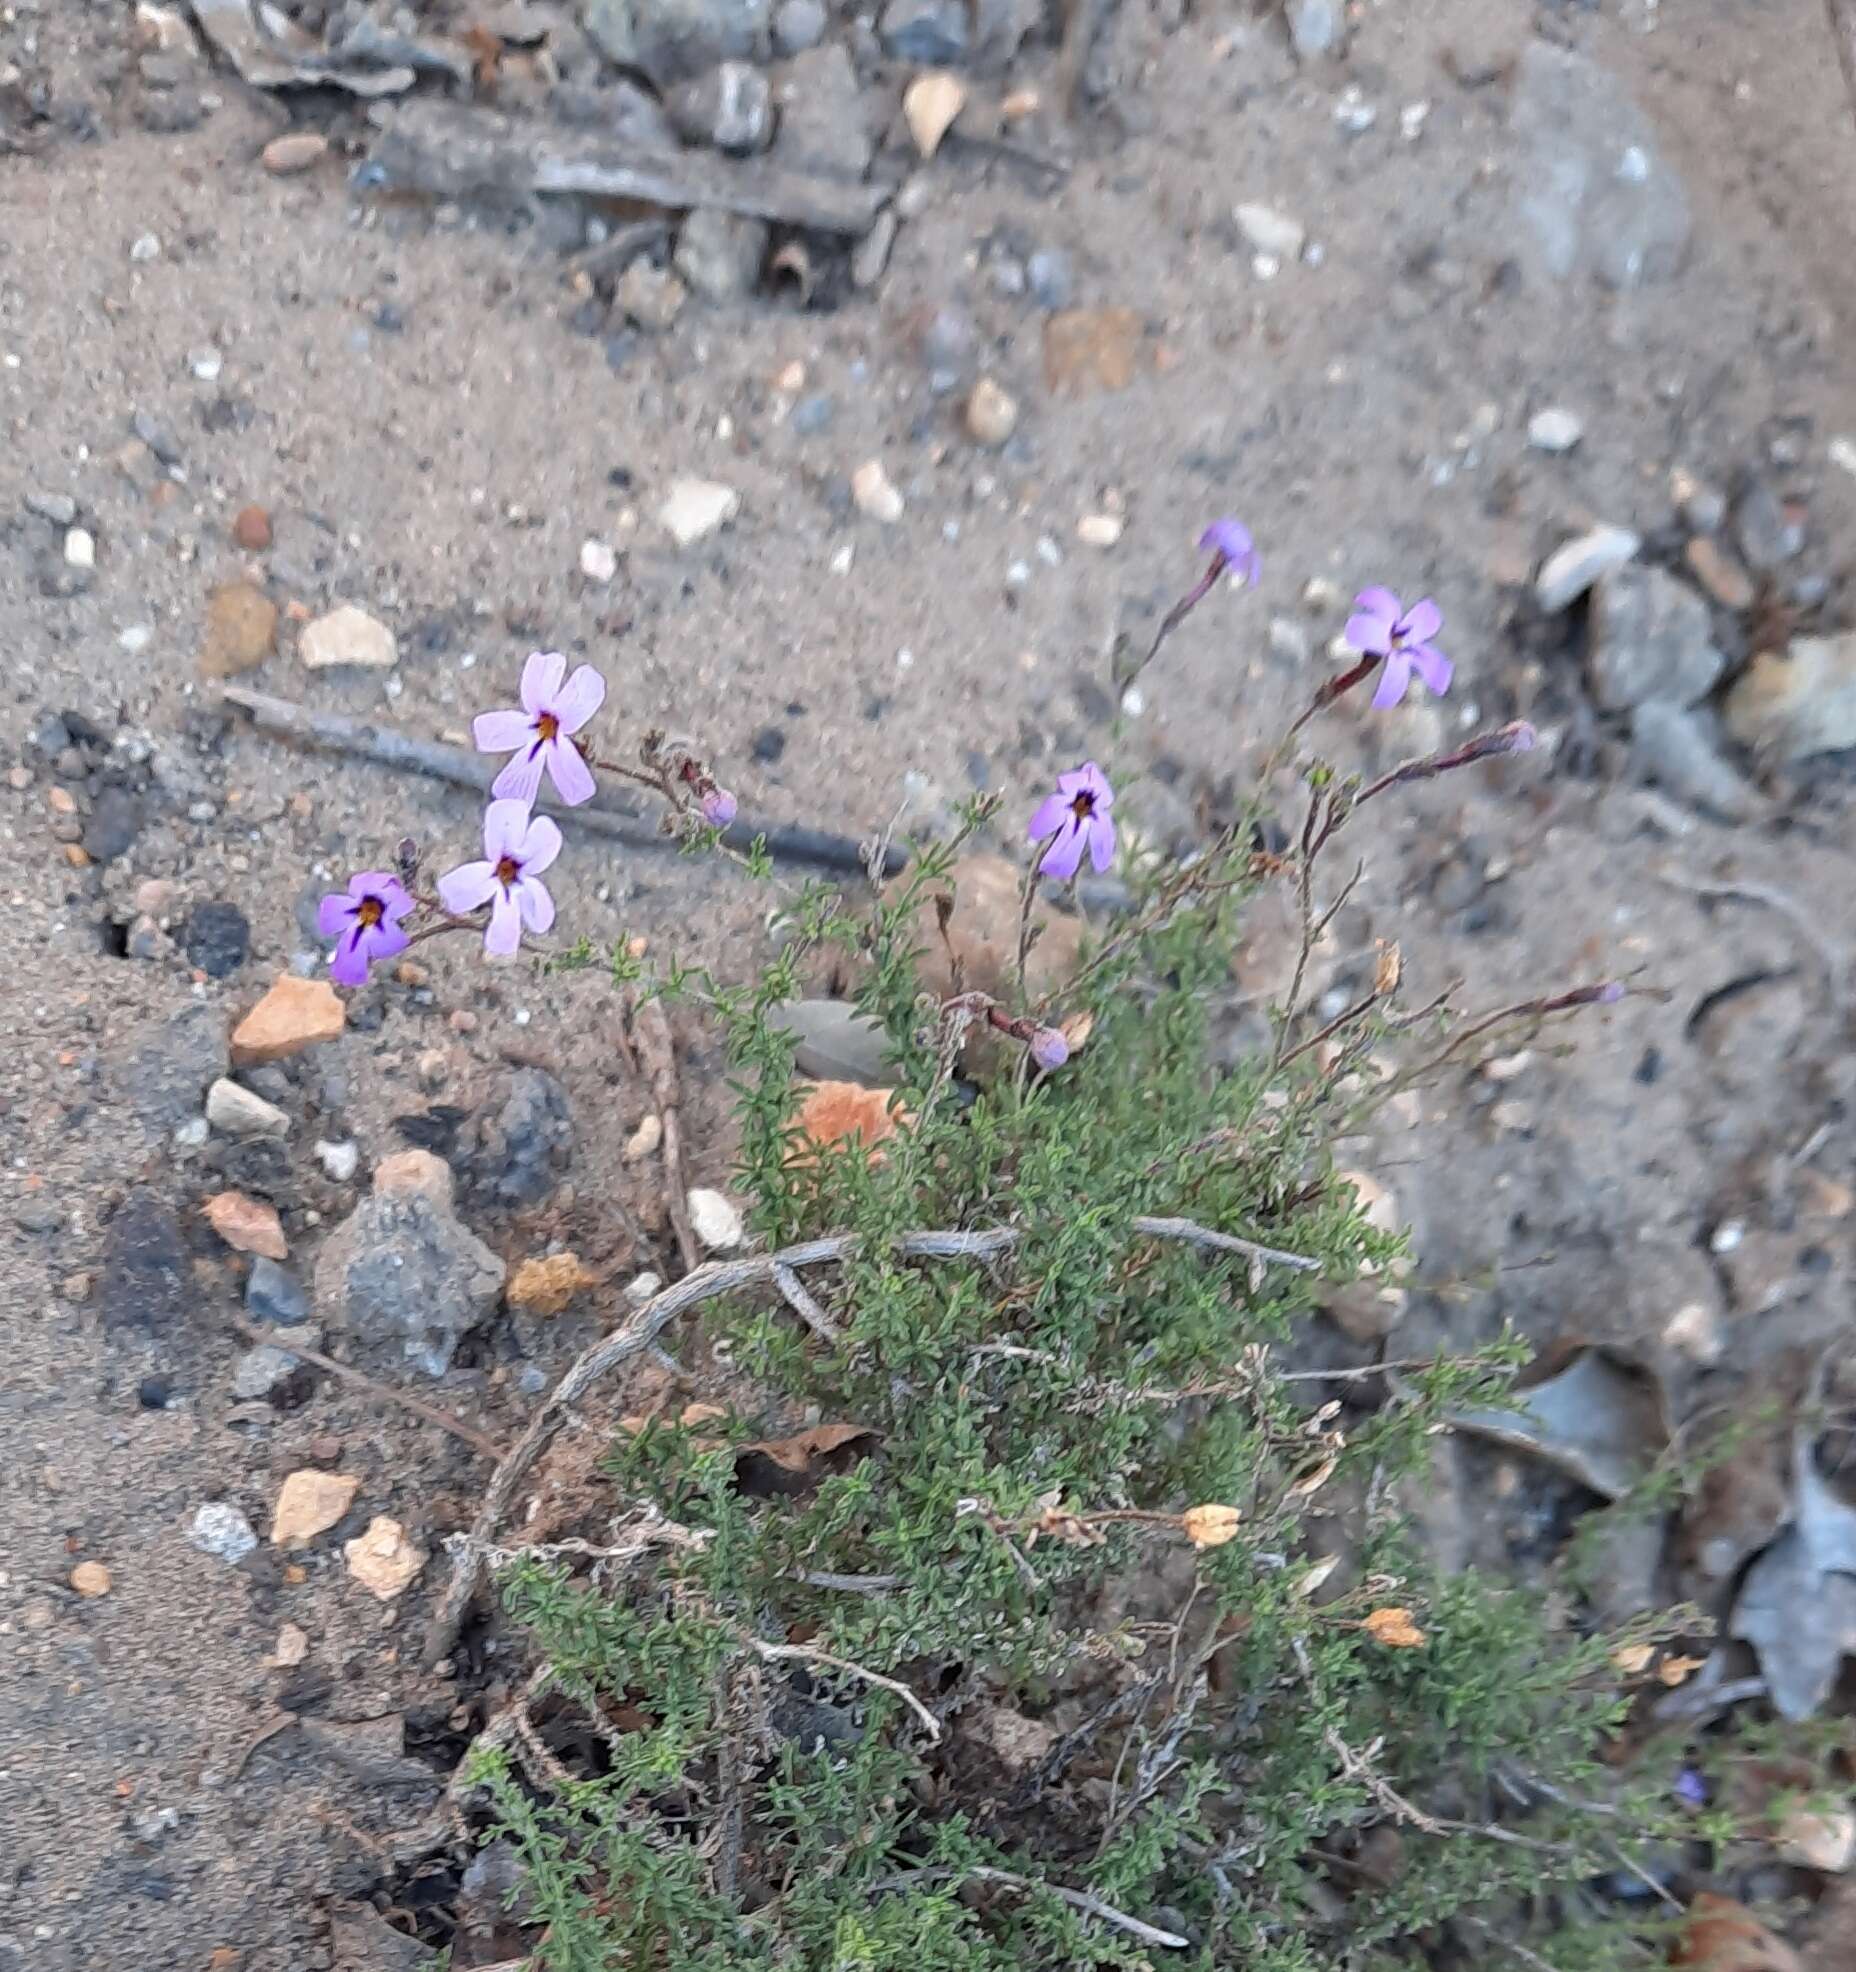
xmin=1724 ymin=632 xmax=1856 ymax=764
xmin=674 ymin=207 xmax=769 ymax=301
xmin=1535 ymin=525 xmax=1640 ymax=613
xmin=1734 ymin=478 xmax=1804 ymax=572
xmin=83 ymin=786 xmax=143 ymax=863
xmin=791 ymin=393 xmax=835 ymax=435
xmin=1026 ymin=246 xmax=1073 ymax=310
xmin=768 ymin=999 xmax=892 ymax=1084
xmin=1509 ymin=41 xmax=1690 ymax=291
xmin=583 ymin=0 xmax=770 ymax=84
xmin=231 ymin=1342 xmax=303 ymax=1401
xmin=878 ymin=0 xmax=967 ymax=61
xmin=1630 ymin=701 xmax=1769 ymax=824
xmin=112 ymin=1003 xmax=229 ymax=1130
xmin=771 ymin=45 xmax=872 ymax=181
xmin=849 ymin=208 xmax=897 ymax=290
xmin=1285 ymin=0 xmax=1339 ymax=56
xmin=316 ymin=1191 xmax=506 ymax=1378
xmin=24 ymin=490 xmax=78 ymax=526
xmin=667 ymin=60 xmax=773 ymax=152
xmin=772 ymin=0 xmax=827 ymax=52
xmin=207 ymin=1078 xmax=290 ymax=1139
xmin=101 ymin=1190 xmax=189 ymax=1332
xmin=613 ymin=259 xmax=688 ymax=331
xmin=475 ymin=1068 xmax=574 ymax=1207
xmin=188 ymin=1502 xmax=257 ymax=1563
xmin=246 ymin=1256 xmax=310 ymax=1326
xmin=1526 ymin=407 xmax=1584 ymax=454
xmin=1587 ymin=565 xmax=1724 ymax=712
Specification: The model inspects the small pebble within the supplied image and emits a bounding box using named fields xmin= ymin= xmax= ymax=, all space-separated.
xmin=130 ymin=232 xmax=162 ymax=262
xmin=1077 ymin=513 xmax=1124 ymax=548
xmin=1233 ymin=202 xmax=1305 ymax=260
xmin=852 ymin=459 xmax=905 ymax=523
xmin=579 ymin=538 xmax=618 ymax=584
xmin=658 ymin=476 xmax=740 ymax=547
xmin=261 ymin=131 xmax=329 ymax=176
xmin=64 ymin=528 xmax=96 ymax=570
xmin=231 ymin=505 xmax=272 ymax=550
xmin=71 ymin=1561 xmax=112 ymax=1597
xmin=316 ymin=1138 xmax=359 ymax=1182
xmin=189 ymin=1502 xmax=258 ymax=1564
xmin=624 ymin=1270 xmax=664 ymax=1306
xmin=1536 ymin=525 xmax=1641 ymax=612
xmin=189 ymin=347 xmax=223 ymax=383
xmin=964 ymin=377 xmax=1018 ymax=448
xmin=1526 ymin=407 xmax=1584 ymax=454
xmin=25 ymin=490 xmax=77 ymax=525
xmin=688 ymin=1187 xmax=747 ymax=1252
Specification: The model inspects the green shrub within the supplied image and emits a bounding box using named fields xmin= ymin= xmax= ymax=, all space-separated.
xmin=472 ymin=762 xmax=1698 ymax=1969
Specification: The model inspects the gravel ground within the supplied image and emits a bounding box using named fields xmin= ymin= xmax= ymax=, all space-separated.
xmin=2 ymin=0 xmax=1854 ymax=1963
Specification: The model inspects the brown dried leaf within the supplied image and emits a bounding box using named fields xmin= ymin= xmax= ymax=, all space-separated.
xmin=734 ymin=1422 xmax=880 ymax=1498
xmin=788 ymin=1081 xmax=913 ymax=1167
xmin=1373 ymin=940 xmax=1402 ymax=997
xmin=1658 ymin=1653 xmax=1706 ymax=1686
xmin=1361 ymin=1606 xmax=1427 ymax=1649
xmin=1670 ymin=1893 xmax=1802 ymax=1971
xmin=1058 ymin=1008 xmax=1096 ymax=1055
xmin=1182 ymin=1503 xmax=1243 ymax=1549
xmin=1612 ymin=1642 xmax=1656 ymax=1677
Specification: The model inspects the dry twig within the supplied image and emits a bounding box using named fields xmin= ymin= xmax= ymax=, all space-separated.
xmin=743 ymin=1635 xmax=942 ymax=1742
xmin=631 ymin=991 xmax=699 ymax=1275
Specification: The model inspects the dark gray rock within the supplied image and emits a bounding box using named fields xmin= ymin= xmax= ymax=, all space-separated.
xmin=83 ymin=786 xmax=143 ymax=863
xmin=674 ymin=207 xmax=769 ymax=300
xmin=770 ymin=45 xmax=872 ymax=181
xmin=1588 ymin=565 xmax=1724 ymax=712
xmin=1285 ymin=0 xmax=1339 ymax=56
xmin=667 ymin=60 xmax=774 ymax=152
xmin=1026 ymin=246 xmax=1074 ymax=310
xmin=182 ymin=901 xmax=251 ymax=980
xmin=473 ymin=1069 xmax=574 ymax=1206
xmin=878 ymin=0 xmax=968 ymax=63
xmin=768 ymin=1000 xmax=892 ymax=1085
xmin=246 ymin=1256 xmax=310 ymax=1327
xmin=100 ymin=1189 xmax=189 ymax=1333
xmin=1734 ymin=478 xmax=1804 ymax=572
xmin=111 ymin=1003 xmax=228 ymax=1130
xmin=315 ymin=1192 xmax=505 ymax=1378
xmin=583 ymin=0 xmax=770 ymax=84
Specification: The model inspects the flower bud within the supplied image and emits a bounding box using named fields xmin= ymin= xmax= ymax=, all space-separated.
xmin=1028 ymin=1026 xmax=1070 ymax=1071
xmin=701 ymin=786 xmax=738 ymax=828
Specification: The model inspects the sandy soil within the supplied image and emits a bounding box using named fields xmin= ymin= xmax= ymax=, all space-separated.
xmin=1 ymin=0 xmax=1853 ymax=1963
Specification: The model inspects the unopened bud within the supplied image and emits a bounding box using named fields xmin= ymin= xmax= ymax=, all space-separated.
xmin=1028 ymin=1026 xmax=1070 ymax=1071
xmin=701 ymin=786 xmax=738 ymax=828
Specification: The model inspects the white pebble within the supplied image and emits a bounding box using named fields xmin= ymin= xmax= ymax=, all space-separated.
xmin=119 ymin=624 xmax=153 ymax=653
xmin=829 ymin=543 xmax=855 ymax=576
xmin=189 ymin=347 xmax=223 ymax=383
xmin=1077 ymin=513 xmax=1123 ymax=548
xmin=851 ymin=459 xmax=904 ymax=524
xmin=1333 ymin=86 xmax=1377 ymax=133
xmin=129 ymin=232 xmax=162 ymax=262
xmin=1233 ymin=202 xmax=1306 ymax=260
xmin=1398 ymin=100 xmax=1430 ymax=141
xmin=658 ymin=476 xmax=740 ymax=548
xmin=314 ymin=1138 xmax=359 ymax=1183
xmin=579 ymin=538 xmax=618 ymax=584
xmin=64 ymin=528 xmax=96 ymax=570
xmin=687 ymin=1187 xmax=746 ymax=1253
xmin=189 ymin=1502 xmax=257 ymax=1564
xmin=1527 ymin=407 xmax=1584 ymax=454
xmin=623 ymin=1271 xmax=664 ymax=1307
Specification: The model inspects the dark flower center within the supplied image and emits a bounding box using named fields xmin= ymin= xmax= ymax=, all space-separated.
xmin=495 ymin=855 xmax=521 ymax=886
xmin=535 ymin=713 xmax=560 ymax=744
xmin=356 ymin=895 xmax=385 ymax=929
xmin=1070 ymin=792 xmax=1096 ymax=821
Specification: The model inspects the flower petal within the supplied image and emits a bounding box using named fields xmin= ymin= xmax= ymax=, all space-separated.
xmin=517 ymin=875 xmax=555 ymax=935
xmin=1353 ymin=586 xmax=1402 ymax=623
xmin=1370 ymin=650 xmax=1413 ymax=710
xmin=437 ymin=858 xmax=499 ymax=915
xmin=484 ymin=885 xmax=524 ymax=958
xmin=550 ymin=664 xmax=606 ymax=733
xmin=1408 ymin=644 xmax=1454 ymax=697
xmin=364 ymin=917 xmax=412 ymax=964
xmin=1087 ymin=814 xmax=1117 ymax=874
xmin=481 ymin=797 xmax=534 ymax=861
xmin=317 ymin=891 xmax=357 ymax=938
xmin=543 ymin=737 xmax=596 ymax=808
xmin=1345 ymin=612 xmax=1394 ymax=657
xmin=1027 ymin=793 xmax=1069 ymax=840
xmin=1081 ymin=761 xmax=1114 ymax=810
xmin=516 ymin=811 xmax=563 ymax=876
xmin=519 ymin=649 xmax=567 ymax=715
xmin=1397 ymin=597 xmax=1443 ymax=645
xmin=1199 ymin=517 xmax=1255 ymax=566
xmin=1039 ymin=822 xmax=1086 ymax=882
xmin=490 ymin=746 xmax=547 ymax=807
xmin=472 ymin=708 xmax=533 ymax=755
xmin=379 ymin=877 xmax=416 ymax=923
xmin=330 ymin=925 xmax=372 ymax=985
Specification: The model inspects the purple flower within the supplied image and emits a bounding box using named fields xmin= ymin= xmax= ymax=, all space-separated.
xmin=436 ymin=799 xmax=563 ymax=958
xmin=1028 ymin=1026 xmax=1070 ymax=1071
xmin=1344 ymin=588 xmax=1454 ymax=709
xmin=472 ymin=650 xmax=606 ymax=808
xmin=1028 ymin=762 xmax=1117 ymax=881
xmin=1199 ymin=517 xmax=1261 ymax=587
xmin=1672 ymin=1767 xmax=1708 ymax=1809
xmin=317 ymin=871 xmax=414 ymax=986
xmin=701 ymin=785 xmax=738 ymax=828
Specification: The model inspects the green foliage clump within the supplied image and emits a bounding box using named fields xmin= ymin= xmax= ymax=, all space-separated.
xmin=483 ymin=817 xmax=1693 ymax=1971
